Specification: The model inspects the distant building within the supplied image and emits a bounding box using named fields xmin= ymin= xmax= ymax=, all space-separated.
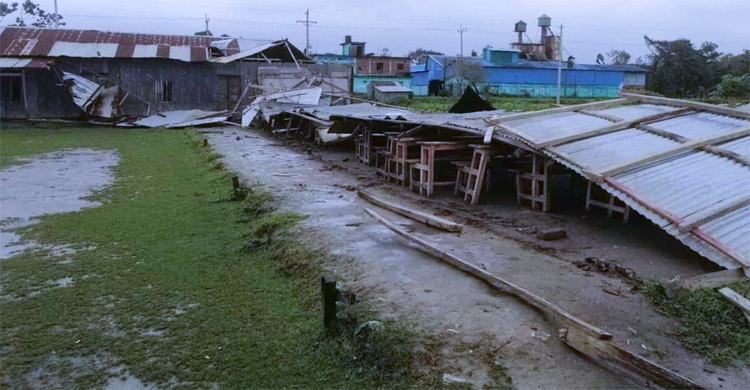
xmin=411 ymin=14 xmax=647 ymax=98
xmin=367 ymin=81 xmax=412 ymax=103
xmin=314 ymin=35 xmax=411 ymax=95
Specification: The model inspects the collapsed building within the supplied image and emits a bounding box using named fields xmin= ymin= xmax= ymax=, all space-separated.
xmin=254 ymin=91 xmax=749 ymax=271
xmin=0 ymin=26 xmax=351 ymax=120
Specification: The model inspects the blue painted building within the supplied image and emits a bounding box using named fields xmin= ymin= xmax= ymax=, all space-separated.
xmin=411 ymin=48 xmax=646 ymax=98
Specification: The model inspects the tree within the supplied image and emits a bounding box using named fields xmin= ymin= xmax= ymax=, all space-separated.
xmin=596 ymin=53 xmax=605 ymax=65
xmin=607 ymin=49 xmax=631 ymax=65
xmin=715 ymin=49 xmax=750 ymax=77
xmin=0 ymin=0 xmax=64 ymax=27
xmin=710 ymin=74 xmax=750 ymax=100
xmin=194 ymin=30 xmax=212 ymax=36
xmin=644 ymin=36 xmax=720 ymax=98
xmin=408 ymin=48 xmax=444 ymax=64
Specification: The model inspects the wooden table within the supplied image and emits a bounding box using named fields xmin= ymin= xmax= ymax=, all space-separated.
xmin=411 ymin=141 xmax=471 ymax=196
xmin=390 ymin=137 xmax=422 ymax=185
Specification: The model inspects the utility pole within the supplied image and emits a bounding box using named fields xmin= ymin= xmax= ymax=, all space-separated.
xmin=297 ymin=9 xmax=317 ymax=55
xmin=457 ymin=25 xmax=468 ymax=57
xmin=556 ymin=24 xmax=563 ymax=105
xmin=53 ymin=0 xmax=59 ymax=27
xmin=204 ymin=14 xmax=210 ymax=35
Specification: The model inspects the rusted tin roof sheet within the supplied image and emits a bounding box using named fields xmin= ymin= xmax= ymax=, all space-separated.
xmin=0 ymin=56 xmax=48 ymax=68
xmin=0 ymin=26 xmax=228 ymax=62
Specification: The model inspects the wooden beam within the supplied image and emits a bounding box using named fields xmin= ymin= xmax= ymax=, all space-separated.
xmin=673 ymin=268 xmax=748 ymax=292
xmin=577 ymin=109 xmax=623 ymax=122
xmin=358 ymin=190 xmax=462 ymax=233
xmin=598 ymin=125 xmax=750 ymax=177
xmin=363 ymin=208 xmax=703 ymax=389
xmin=622 ymin=93 xmax=750 ymax=120
xmin=701 ymin=145 xmax=750 ymax=167
xmin=289 ymin=111 xmax=334 ymax=126
xmin=718 ymin=287 xmax=750 ymax=322
xmin=283 ymin=40 xmax=300 ymax=69
xmin=636 ymin=124 xmax=689 ymax=142
xmin=489 ymin=97 xmax=631 ymax=122
xmin=691 ymin=228 xmax=750 ymax=267
xmin=483 ymin=126 xmax=493 ymax=144
xmin=678 ymin=196 xmax=750 ymax=233
xmin=536 ymin=107 xmax=692 ymax=148
xmin=363 ymin=208 xmax=612 ymax=340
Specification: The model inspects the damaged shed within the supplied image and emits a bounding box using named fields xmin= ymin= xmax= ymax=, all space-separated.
xmin=0 ymin=26 xmax=320 ymax=120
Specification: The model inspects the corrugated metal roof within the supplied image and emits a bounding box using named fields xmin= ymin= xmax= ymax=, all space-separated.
xmin=0 ymin=26 xmax=232 ymax=62
xmin=504 ymin=97 xmax=750 ymax=269
xmin=648 ymin=112 xmax=749 ymax=140
xmin=279 ymin=95 xmax=749 ymax=268
xmin=718 ymin=137 xmax=750 ymax=159
xmin=374 ymin=85 xmax=412 ymax=93
xmin=595 ymin=104 xmax=679 ymax=121
xmin=0 ymin=57 xmax=48 ymax=68
xmin=551 ymin=129 xmax=680 ymax=172
xmin=504 ymin=111 xmax=614 ymax=144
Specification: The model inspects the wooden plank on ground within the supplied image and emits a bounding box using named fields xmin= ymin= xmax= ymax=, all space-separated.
xmin=363 ymin=208 xmax=610 ymax=340
xmin=718 ymin=287 xmax=750 ymax=322
xmin=363 ymin=208 xmax=704 ymax=389
xmin=563 ymin=327 xmax=703 ymax=389
xmin=357 ymin=191 xmax=462 ymax=233
xmin=674 ymin=268 xmax=748 ymax=292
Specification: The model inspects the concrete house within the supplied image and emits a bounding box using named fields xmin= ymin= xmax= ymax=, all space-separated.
xmin=314 ymin=35 xmax=411 ymax=95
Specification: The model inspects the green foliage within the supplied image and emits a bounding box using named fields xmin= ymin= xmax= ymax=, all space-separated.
xmin=0 ymin=128 xmax=422 ymax=388
xmin=642 ymin=280 xmax=750 ymax=365
xmin=607 ymin=49 xmax=631 ymax=65
xmin=0 ymin=0 xmax=63 ymax=27
xmin=408 ymin=48 xmax=445 ymax=64
xmin=400 ymin=96 xmax=596 ymax=113
xmin=710 ymin=73 xmax=750 ymax=100
xmin=644 ymin=36 xmax=720 ymax=98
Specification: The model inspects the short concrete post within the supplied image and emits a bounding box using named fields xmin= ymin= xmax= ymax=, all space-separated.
xmin=321 ymin=275 xmax=337 ymax=330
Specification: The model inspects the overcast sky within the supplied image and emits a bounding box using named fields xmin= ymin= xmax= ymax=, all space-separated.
xmin=3 ymin=0 xmax=749 ymax=63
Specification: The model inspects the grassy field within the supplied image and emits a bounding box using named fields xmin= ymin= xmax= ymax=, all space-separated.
xmin=0 ymin=127 xmax=421 ymax=388
xmin=400 ymin=96 xmax=604 ymax=113
xmin=643 ymin=280 xmax=750 ymax=365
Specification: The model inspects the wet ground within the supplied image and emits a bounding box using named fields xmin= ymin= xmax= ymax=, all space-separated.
xmin=208 ymin=126 xmax=747 ymax=389
xmin=0 ymin=148 xmax=119 ymax=259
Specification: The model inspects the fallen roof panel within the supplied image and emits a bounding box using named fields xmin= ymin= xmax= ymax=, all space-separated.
xmin=551 ymin=128 xmax=681 ymax=172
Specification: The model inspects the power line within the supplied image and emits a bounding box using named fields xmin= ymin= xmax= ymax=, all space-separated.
xmin=296 ymin=9 xmax=317 ymax=55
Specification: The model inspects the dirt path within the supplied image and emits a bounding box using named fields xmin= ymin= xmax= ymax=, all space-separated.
xmin=208 ymin=127 xmax=746 ymax=389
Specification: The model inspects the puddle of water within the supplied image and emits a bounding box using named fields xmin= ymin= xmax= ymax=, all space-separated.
xmin=0 ymin=148 xmax=119 ymax=259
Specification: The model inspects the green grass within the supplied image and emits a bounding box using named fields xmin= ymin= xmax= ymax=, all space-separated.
xmin=642 ymin=280 xmax=750 ymax=365
xmin=0 ymin=127 xmax=423 ymax=388
xmin=401 ymin=96 xmax=604 ymax=113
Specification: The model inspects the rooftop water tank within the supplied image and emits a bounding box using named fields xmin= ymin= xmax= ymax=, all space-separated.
xmin=538 ymin=14 xmax=551 ymax=27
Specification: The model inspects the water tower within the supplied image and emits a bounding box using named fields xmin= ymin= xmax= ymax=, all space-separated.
xmin=514 ymin=20 xmax=527 ymax=44
xmin=538 ymin=14 xmax=551 ymax=43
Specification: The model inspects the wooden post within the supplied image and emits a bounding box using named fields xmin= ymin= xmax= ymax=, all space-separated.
xmin=321 ymin=275 xmax=337 ymax=330
xmin=231 ymin=176 xmax=240 ymax=191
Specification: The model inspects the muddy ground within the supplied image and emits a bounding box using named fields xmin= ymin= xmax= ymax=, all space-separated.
xmin=208 ymin=126 xmax=747 ymax=389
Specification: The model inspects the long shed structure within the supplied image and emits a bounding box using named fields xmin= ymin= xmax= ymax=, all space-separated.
xmin=264 ymin=94 xmax=749 ymax=270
